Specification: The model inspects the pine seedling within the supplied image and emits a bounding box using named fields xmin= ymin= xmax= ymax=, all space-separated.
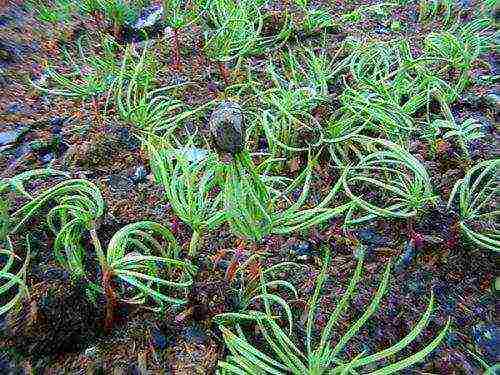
xmin=216 ymin=247 xmax=450 ymax=374
xmin=447 ymin=159 xmax=499 ymax=252
xmin=148 ymin=139 xmax=226 ymax=257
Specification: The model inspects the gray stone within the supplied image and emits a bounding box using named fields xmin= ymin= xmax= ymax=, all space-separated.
xmin=178 ymin=147 xmax=209 ymax=163
xmin=0 ymin=130 xmax=20 ymax=146
xmin=133 ymin=4 xmax=164 ymax=30
xmin=130 ymin=165 xmax=147 ymax=183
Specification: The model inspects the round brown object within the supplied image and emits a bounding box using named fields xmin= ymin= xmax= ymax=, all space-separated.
xmin=209 ymin=101 xmax=245 ymax=155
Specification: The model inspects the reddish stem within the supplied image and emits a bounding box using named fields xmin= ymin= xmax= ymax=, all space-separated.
xmin=92 ymin=97 xmax=100 ymax=122
xmin=113 ymin=22 xmax=120 ymax=40
xmin=195 ymin=34 xmax=206 ymax=75
xmin=171 ymin=28 xmax=181 ymax=71
xmin=103 ymin=269 xmax=117 ymax=332
xmin=218 ymin=61 xmax=230 ymax=87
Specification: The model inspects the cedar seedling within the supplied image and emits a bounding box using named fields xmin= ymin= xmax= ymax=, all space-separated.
xmin=216 ymin=247 xmax=450 ymax=374
xmin=3 ymin=169 xmax=195 ymax=330
xmin=223 ymin=151 xmax=351 ymax=242
xmin=148 ymin=139 xmax=226 ymax=257
xmin=447 ymin=159 xmax=499 ymax=252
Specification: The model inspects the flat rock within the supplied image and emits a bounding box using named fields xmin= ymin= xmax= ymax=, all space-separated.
xmin=0 ymin=130 xmax=20 ymax=146
xmin=133 ymin=4 xmax=164 ymax=30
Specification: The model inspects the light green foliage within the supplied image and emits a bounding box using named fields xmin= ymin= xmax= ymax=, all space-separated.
xmin=110 ymin=44 xmax=184 ymax=131
xmin=148 ymin=139 xmax=226 ymax=256
xmin=424 ymin=19 xmax=492 ymax=71
xmin=164 ymin=0 xmax=197 ymax=30
xmin=216 ymin=259 xmax=300 ymax=335
xmin=425 ymin=91 xmax=484 ymax=158
xmin=419 ymin=0 xmax=455 ymax=25
xmin=293 ymin=0 xmax=334 ymax=35
xmin=0 ymin=244 xmax=30 ymax=316
xmin=216 ymin=249 xmax=450 ymax=374
xmin=302 ymin=8 xmax=334 ymax=35
xmin=295 ymin=48 xmax=345 ymax=99
xmin=421 ymin=120 xmax=442 ymax=156
xmin=433 ymin=118 xmax=484 ymax=158
xmin=1 ymin=169 xmax=194 ymax=310
xmin=377 ymin=41 xmax=456 ymax=113
xmin=5 ymin=169 xmax=103 ymax=278
xmin=79 ymin=0 xmax=102 ymax=14
xmin=255 ymin=49 xmax=345 ymax=156
xmin=27 ymin=0 xmax=144 ymax=26
xmin=223 ymin=152 xmax=351 ymax=242
xmin=26 ymin=0 xmax=74 ymax=23
xmin=347 ymin=40 xmax=398 ymax=83
xmin=32 ymin=66 xmax=106 ymax=99
xmin=109 ymin=42 xmax=212 ymax=132
xmin=335 ymin=84 xmax=414 ymax=142
xmin=32 ymin=35 xmax=123 ymax=99
xmin=0 ymin=180 xmax=30 ymax=316
xmin=0 ymin=182 xmax=9 ymax=243
xmin=91 ymin=0 xmax=142 ymax=27
xmin=103 ymin=221 xmax=194 ymax=306
xmin=447 ymin=159 xmax=500 ymax=252
xmin=338 ymin=137 xmax=436 ymax=225
xmin=204 ymin=0 xmax=264 ymax=63
xmin=421 ymin=18 xmax=494 ymax=100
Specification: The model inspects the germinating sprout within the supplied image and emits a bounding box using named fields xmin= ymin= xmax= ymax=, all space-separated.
xmin=432 ymin=118 xmax=485 ymax=158
xmin=377 ymin=40 xmax=463 ymax=114
xmin=102 ymin=221 xmax=195 ymax=306
xmin=31 ymin=33 xmax=126 ymax=99
xmin=347 ymin=40 xmax=399 ymax=83
xmin=223 ymin=151 xmax=351 ymax=242
xmin=215 ymin=247 xmax=450 ymax=374
xmin=81 ymin=0 xmax=142 ymax=35
xmin=2 ymin=169 xmax=194 ymax=330
xmin=25 ymin=0 xmax=74 ymax=23
xmin=301 ymin=7 xmax=334 ymax=36
xmin=216 ymin=258 xmax=300 ymax=335
xmin=419 ymin=0 xmax=455 ymax=25
xmin=110 ymin=44 xmax=181 ymax=130
xmin=254 ymin=51 xmax=340 ymax=156
xmin=426 ymin=90 xmax=485 ymax=158
xmin=148 ymin=139 xmax=226 ymax=256
xmin=110 ymin=43 xmax=211 ymax=133
xmin=292 ymin=47 xmax=348 ymax=99
xmin=89 ymin=218 xmax=195 ymax=330
xmin=424 ymin=31 xmax=478 ymax=72
xmin=336 ymin=84 xmax=414 ymax=141
xmin=32 ymin=65 xmax=107 ymax=99
xmin=4 ymin=168 xmax=104 ymax=276
xmin=337 ymin=137 xmax=436 ymax=225
xmin=165 ymin=0 xmax=211 ymax=30
xmin=0 ymin=245 xmax=30 ymax=316
xmin=0 ymin=180 xmax=30 ymax=316
xmin=259 ymin=106 xmax=324 ymax=158
xmin=447 ymin=159 xmax=499 ymax=252
xmin=78 ymin=0 xmax=101 ymax=14
xmin=422 ymin=19 xmax=493 ymax=96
